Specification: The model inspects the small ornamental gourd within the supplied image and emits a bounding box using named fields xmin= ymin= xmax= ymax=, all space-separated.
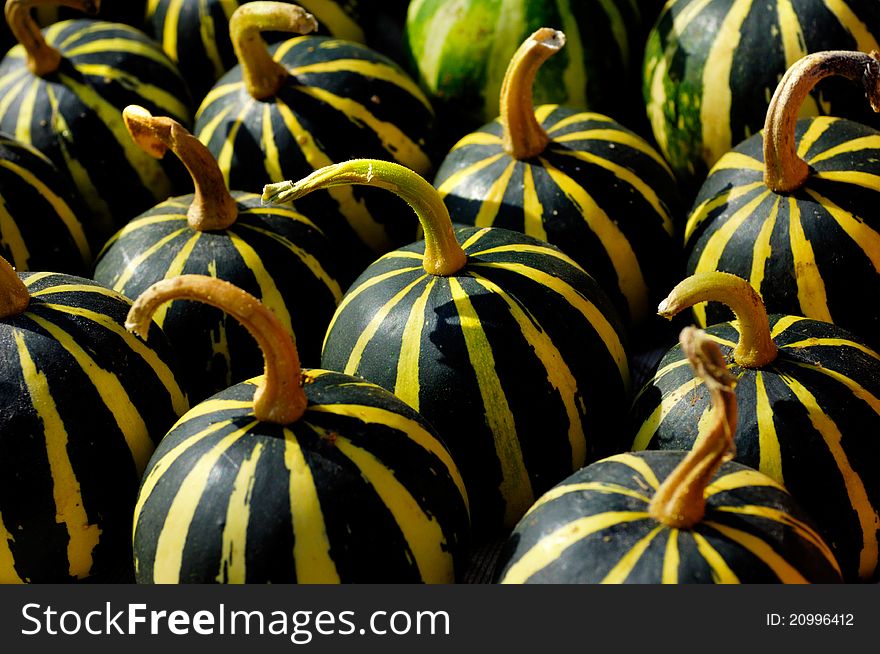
xmin=644 ymin=0 xmax=880 ymax=187
xmin=0 ymin=132 xmax=92 ymax=275
xmin=630 ymin=272 xmax=880 ymax=582
xmin=495 ymin=327 xmax=842 ymax=584
xmin=128 ymin=275 xmax=470 ymax=584
xmin=405 ymin=0 xmax=642 ymax=137
xmin=0 ymin=255 xmax=188 ymax=583
xmin=145 ymin=0 xmax=407 ymax=103
xmin=0 ymin=0 xmax=194 ymax=245
xmin=264 ymin=159 xmax=631 ymax=535
xmin=685 ymin=50 xmax=880 ymax=350
xmin=194 ymin=2 xmax=436 ymax=277
xmin=93 ymin=106 xmax=341 ymax=404
xmin=434 ymin=29 xmax=683 ymax=327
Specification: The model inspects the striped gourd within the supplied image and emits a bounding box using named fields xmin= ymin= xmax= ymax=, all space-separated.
xmin=264 ymin=159 xmax=631 ymax=535
xmin=685 ymin=51 xmax=880 ymax=349
xmin=0 ymin=1 xmax=193 ymax=245
xmin=644 ymin=0 xmax=880 ymax=187
xmin=630 ymin=273 xmax=880 ymax=582
xmin=94 ymin=106 xmax=341 ymax=403
xmin=0 ymin=132 xmax=92 ymax=275
xmin=0 ymin=256 xmax=188 ymax=583
xmin=435 ymin=29 xmax=682 ymax=326
xmin=496 ymin=328 xmax=842 ymax=584
xmin=129 ymin=276 xmax=470 ymax=583
xmin=145 ymin=0 xmax=407 ymax=102
xmin=405 ymin=0 xmax=642 ymax=136
xmin=194 ymin=2 xmax=435 ymax=277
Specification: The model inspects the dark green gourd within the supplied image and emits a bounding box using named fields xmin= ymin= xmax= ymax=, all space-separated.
xmin=264 ymin=159 xmax=631 ymax=535
xmin=684 ymin=51 xmax=880 ymax=350
xmin=0 ymin=0 xmax=194 ymax=245
xmin=0 ymin=132 xmax=92 ymax=274
xmin=93 ymin=106 xmax=341 ymax=403
xmin=129 ymin=275 xmax=470 ymax=583
xmin=194 ymin=2 xmax=436 ymax=278
xmin=0 ymin=255 xmax=188 ymax=583
xmin=630 ymin=272 xmax=880 ymax=582
xmin=496 ymin=328 xmax=842 ymax=584
xmin=644 ymin=0 xmax=880 ymax=188
xmin=435 ymin=28 xmax=682 ymax=326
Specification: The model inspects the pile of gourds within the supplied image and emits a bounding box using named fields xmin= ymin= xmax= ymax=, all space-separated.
xmin=1 ymin=0 xmax=878 ymax=585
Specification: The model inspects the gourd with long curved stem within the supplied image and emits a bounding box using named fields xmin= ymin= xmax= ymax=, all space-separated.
xmin=128 ymin=274 xmax=470 ymax=584
xmin=266 ymin=158 xmax=631 ymax=534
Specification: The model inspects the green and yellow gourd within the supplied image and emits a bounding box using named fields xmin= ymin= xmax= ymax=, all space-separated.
xmin=194 ymin=2 xmax=436 ymax=278
xmin=129 ymin=275 xmax=470 ymax=583
xmin=0 ymin=132 xmax=92 ymax=275
xmin=405 ymin=0 xmax=642 ymax=137
xmin=145 ymin=0 xmax=407 ymax=102
xmin=434 ymin=28 xmax=682 ymax=327
xmin=684 ymin=50 xmax=880 ymax=349
xmin=0 ymin=255 xmax=188 ymax=583
xmin=495 ymin=327 xmax=842 ymax=584
xmin=630 ymin=272 xmax=880 ymax=582
xmin=0 ymin=0 xmax=193 ymax=245
xmin=93 ymin=106 xmax=341 ymax=403
xmin=264 ymin=159 xmax=631 ymax=535
xmin=644 ymin=0 xmax=880 ymax=187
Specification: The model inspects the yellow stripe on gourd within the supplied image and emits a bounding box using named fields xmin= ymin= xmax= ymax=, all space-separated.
xmin=788 ymin=361 xmax=880 ymax=417
xmin=706 ymin=468 xmax=787 ymax=495
xmin=611 ymin=453 xmax=662 ymax=491
xmin=523 ymin=482 xmax=651 ymax=520
xmin=783 ymin=338 xmax=880 ymax=362
xmin=805 ymin=188 xmax=880 ymax=273
xmin=662 ymin=530 xmax=680 ymax=584
xmin=552 ymin=128 xmax=673 ymax=174
xmin=710 ymin=151 xmax=765 ymax=173
xmin=64 ymin=37 xmax=182 ymax=73
xmin=754 ymin=372 xmax=784 ymax=485
xmin=448 ymin=277 xmax=533 ymax=525
xmin=282 ymin=429 xmax=340 ymax=583
xmin=331 ymin=431 xmax=453 ymax=583
xmin=632 ymin=377 xmax=706 ymax=451
xmin=217 ymin=441 xmax=263 ymax=584
xmin=787 ymin=197 xmax=832 ymax=322
xmin=691 ymin=532 xmax=740 ymax=583
xmin=469 ymin=260 xmax=629 ymax=386
xmin=306 ymin=403 xmax=467 ymax=504
xmin=109 ymin=228 xmax=191 ymax=292
xmin=228 ymin=233 xmax=295 ymax=335
xmin=342 ymin=275 xmax=428 ymax=376
xmin=262 ymin=102 xmax=283 ymax=184
xmin=15 ymin=79 xmax=40 ymax=145
xmin=100 ymin=213 xmax=187 ymax=252
xmin=540 ymin=157 xmax=648 ymax=321
xmin=808 ymin=135 xmax=880 ymax=165
xmin=797 ymin=117 xmax=834 ymax=159
xmin=151 ymin=422 xmax=256 ymax=583
xmin=601 ymin=526 xmax=665 ymax=584
xmin=448 ymin=132 xmax=503 ymax=152
xmin=499 ymin=512 xmax=650 ymax=583
xmin=685 ymin=181 xmax=765 ymax=243
xmin=147 ymin=233 xmax=203 ymax=329
xmin=435 ymin=154 xmax=506 ymax=198
xmin=781 ymin=377 xmax=878 ymax=579
xmin=289 ymin=59 xmax=429 ymax=110
xmin=749 ymin=196 xmax=780 ymax=291
xmin=473 ymin=160 xmax=516 ymax=228
xmin=703 ymin=521 xmax=809 ymax=582
xmin=394 ymin=278 xmax=436 ymax=410
xmin=0 ymin=199 xmax=30 ymax=268
xmin=15 ymin=330 xmax=100 ymax=580
xmin=470 ymin=272 xmax=585 ymax=469
xmin=0 ymin=511 xmax=23 ymax=583
xmin=821 ymin=0 xmax=880 ymax=52
xmin=522 ymin=165 xmax=548 ymax=242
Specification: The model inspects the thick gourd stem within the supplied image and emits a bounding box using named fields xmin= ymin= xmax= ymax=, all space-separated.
xmin=263 ymin=160 xmax=468 ymax=276
xmin=230 ymin=1 xmax=318 ymax=100
xmin=123 ymin=105 xmax=238 ymax=231
xmin=5 ymin=0 xmax=99 ymax=76
xmin=126 ymin=275 xmax=306 ymax=424
xmin=658 ymin=272 xmax=777 ymax=368
xmin=500 ymin=28 xmax=564 ymax=160
xmin=649 ymin=327 xmax=738 ymax=528
xmin=0 ymin=256 xmax=30 ymax=318
xmin=764 ymin=50 xmax=880 ymax=193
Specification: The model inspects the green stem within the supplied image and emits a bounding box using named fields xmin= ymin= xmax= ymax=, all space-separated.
xmin=764 ymin=50 xmax=880 ymax=193
xmin=500 ymin=28 xmax=564 ymax=160
xmin=0 ymin=256 xmax=30 ymax=319
xmin=658 ymin=272 xmax=777 ymax=368
xmin=649 ymin=327 xmax=738 ymax=528
xmin=263 ymin=159 xmax=468 ymax=276
xmin=123 ymin=105 xmax=238 ymax=231
xmin=5 ymin=0 xmax=99 ymax=76
xmin=230 ymin=1 xmax=318 ymax=100
xmin=126 ymin=275 xmax=307 ymax=424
